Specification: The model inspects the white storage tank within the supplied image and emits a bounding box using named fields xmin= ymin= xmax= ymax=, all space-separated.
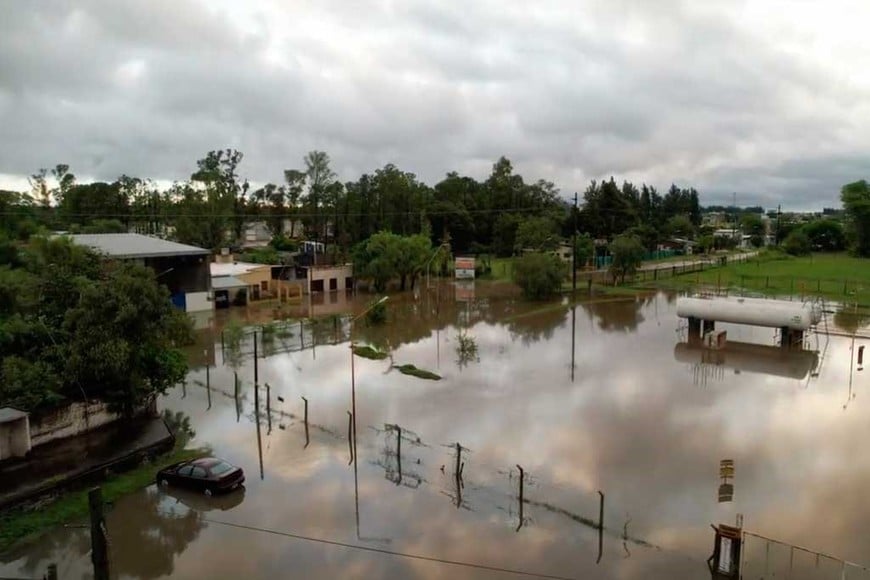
xmin=676 ymin=296 xmax=821 ymax=330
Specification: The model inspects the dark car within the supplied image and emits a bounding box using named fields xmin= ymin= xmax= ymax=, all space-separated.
xmin=157 ymin=457 xmax=245 ymax=495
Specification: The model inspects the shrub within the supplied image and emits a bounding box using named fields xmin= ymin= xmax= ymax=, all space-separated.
xmin=513 ymin=252 xmax=565 ymax=300
xmin=783 ymin=229 xmax=811 ymax=256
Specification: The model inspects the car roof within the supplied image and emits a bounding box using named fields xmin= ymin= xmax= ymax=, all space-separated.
xmin=190 ymin=457 xmax=220 ymax=468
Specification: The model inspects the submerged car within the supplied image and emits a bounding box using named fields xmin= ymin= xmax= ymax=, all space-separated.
xmin=157 ymin=457 xmax=245 ymax=495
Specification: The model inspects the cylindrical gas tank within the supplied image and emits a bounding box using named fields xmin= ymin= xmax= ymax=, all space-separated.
xmin=676 ymin=296 xmax=821 ymax=330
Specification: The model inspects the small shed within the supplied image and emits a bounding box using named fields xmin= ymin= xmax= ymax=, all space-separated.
xmin=0 ymin=407 xmax=31 ymax=461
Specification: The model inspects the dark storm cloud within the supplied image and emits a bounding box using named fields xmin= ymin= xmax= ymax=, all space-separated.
xmin=0 ymin=0 xmax=868 ymax=209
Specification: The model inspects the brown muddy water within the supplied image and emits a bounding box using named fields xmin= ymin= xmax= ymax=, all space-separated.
xmin=3 ymin=285 xmax=870 ymax=579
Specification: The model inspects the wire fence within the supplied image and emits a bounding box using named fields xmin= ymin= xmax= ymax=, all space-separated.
xmin=741 ymin=530 xmax=870 ymax=580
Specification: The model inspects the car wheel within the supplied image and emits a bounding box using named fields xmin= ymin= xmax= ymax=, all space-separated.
xmin=204 ymin=487 xmax=213 ymax=497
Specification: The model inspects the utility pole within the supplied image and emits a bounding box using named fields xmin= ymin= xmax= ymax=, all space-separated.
xmin=88 ymin=487 xmax=110 ymax=580
xmin=573 ymin=192 xmax=578 ymax=293
xmin=776 ymin=204 xmax=782 ymax=245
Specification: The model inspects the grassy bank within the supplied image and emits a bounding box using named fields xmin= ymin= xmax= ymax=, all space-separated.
xmin=640 ymin=252 xmax=870 ymax=305
xmin=0 ymin=444 xmax=206 ymax=554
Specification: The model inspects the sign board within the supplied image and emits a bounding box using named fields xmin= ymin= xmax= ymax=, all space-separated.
xmin=455 ymin=280 xmax=475 ymax=302
xmin=455 ymin=257 xmax=476 ymax=280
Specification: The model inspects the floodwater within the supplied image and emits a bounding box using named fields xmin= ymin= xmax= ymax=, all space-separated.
xmin=4 ymin=285 xmax=870 ymax=579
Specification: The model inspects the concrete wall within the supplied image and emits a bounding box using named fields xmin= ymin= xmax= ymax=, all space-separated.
xmin=307 ymin=264 xmax=353 ymax=294
xmin=238 ymin=267 xmax=274 ymax=300
xmin=0 ymin=417 xmax=31 ymax=460
xmin=185 ymin=291 xmax=212 ymax=313
xmin=30 ymin=402 xmax=122 ymax=448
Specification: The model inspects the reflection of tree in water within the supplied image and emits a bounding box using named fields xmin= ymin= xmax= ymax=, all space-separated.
xmin=0 ymin=488 xmax=204 ymax=580
xmin=833 ymin=307 xmax=870 ymax=334
xmin=0 ymin=527 xmax=90 ymax=576
xmin=507 ymin=307 xmax=568 ymax=345
xmin=582 ymin=298 xmax=646 ymax=333
xmin=108 ymin=488 xmax=204 ymax=579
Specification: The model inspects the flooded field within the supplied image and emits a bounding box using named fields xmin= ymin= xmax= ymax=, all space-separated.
xmin=3 ymin=285 xmax=870 ymax=579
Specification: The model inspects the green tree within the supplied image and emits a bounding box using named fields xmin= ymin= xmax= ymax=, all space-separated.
xmin=841 ymin=180 xmax=870 ymax=256
xmin=301 ymin=150 xmax=337 ymax=242
xmin=0 ymin=237 xmax=191 ymax=415
xmin=515 ymin=216 xmax=559 ymax=252
xmin=574 ymin=233 xmax=594 ymax=268
xmin=697 ymin=234 xmax=715 ymax=254
xmin=61 ymin=182 xmax=129 ymax=228
xmin=666 ymin=214 xmax=696 ymax=238
xmin=353 ymin=231 xmax=402 ymax=292
xmin=395 ymin=234 xmax=432 ymax=290
xmin=783 ymin=229 xmax=811 ymax=256
xmin=803 ymin=219 xmax=845 ymax=252
xmin=740 ymin=213 xmax=766 ymax=239
xmin=513 ymin=252 xmax=565 ymax=300
xmin=609 ymin=234 xmax=645 ymax=283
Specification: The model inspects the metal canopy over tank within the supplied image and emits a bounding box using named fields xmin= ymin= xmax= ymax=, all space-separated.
xmin=676 ymin=296 xmax=822 ymax=331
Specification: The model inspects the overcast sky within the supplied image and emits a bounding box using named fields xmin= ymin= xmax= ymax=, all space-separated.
xmin=1 ymin=1 xmax=868 ymax=210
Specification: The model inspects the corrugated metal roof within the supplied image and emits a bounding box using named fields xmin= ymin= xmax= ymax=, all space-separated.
xmin=211 ymin=276 xmax=248 ymax=290
xmin=68 ymin=234 xmax=209 ymax=259
xmin=0 ymin=407 xmax=28 ymax=423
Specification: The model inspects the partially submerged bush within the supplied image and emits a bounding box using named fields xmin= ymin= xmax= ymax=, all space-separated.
xmin=352 ymin=345 xmax=389 ymax=360
xmin=393 ymin=364 xmax=441 ymax=380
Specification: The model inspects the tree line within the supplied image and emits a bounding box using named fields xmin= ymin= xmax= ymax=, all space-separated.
xmin=1 ymin=151 xmax=714 ymax=257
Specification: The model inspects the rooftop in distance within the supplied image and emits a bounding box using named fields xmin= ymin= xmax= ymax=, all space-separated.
xmin=67 ymin=233 xmax=210 ymax=259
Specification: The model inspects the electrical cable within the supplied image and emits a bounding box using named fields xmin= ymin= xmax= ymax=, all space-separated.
xmin=175 ymin=512 xmax=579 ymax=580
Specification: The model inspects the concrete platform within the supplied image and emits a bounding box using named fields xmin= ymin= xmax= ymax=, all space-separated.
xmin=0 ymin=417 xmax=174 ymax=510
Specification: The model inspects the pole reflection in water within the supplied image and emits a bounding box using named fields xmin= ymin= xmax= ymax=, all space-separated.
xmin=571 ymin=305 xmax=577 ymax=382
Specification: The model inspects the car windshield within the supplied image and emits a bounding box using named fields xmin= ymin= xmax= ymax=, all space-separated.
xmin=210 ymin=461 xmax=234 ymax=475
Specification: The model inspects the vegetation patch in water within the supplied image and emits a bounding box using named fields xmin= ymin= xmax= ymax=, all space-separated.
xmin=394 ymin=364 xmax=441 ymax=380
xmin=352 ymin=345 xmax=389 ymax=360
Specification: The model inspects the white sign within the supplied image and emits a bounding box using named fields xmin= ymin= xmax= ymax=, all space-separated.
xmin=455 ymin=257 xmax=476 ymax=280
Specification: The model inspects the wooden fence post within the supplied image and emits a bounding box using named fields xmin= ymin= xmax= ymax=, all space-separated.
xmin=89 ymin=488 xmax=110 ymax=580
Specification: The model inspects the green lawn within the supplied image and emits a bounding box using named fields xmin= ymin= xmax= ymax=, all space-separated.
xmin=650 ymin=252 xmax=870 ymax=304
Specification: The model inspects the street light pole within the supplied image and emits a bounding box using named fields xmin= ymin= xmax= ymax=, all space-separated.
xmin=349 ymin=296 xmax=389 ymax=461
xmin=426 ymin=242 xmax=450 ymax=290
xmin=573 ymin=192 xmax=578 ymax=293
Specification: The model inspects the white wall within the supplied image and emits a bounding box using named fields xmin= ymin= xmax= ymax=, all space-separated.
xmin=185 ymin=291 xmax=213 ymax=313
xmin=0 ymin=417 xmax=31 ymax=460
xmin=30 ymin=402 xmax=121 ymax=448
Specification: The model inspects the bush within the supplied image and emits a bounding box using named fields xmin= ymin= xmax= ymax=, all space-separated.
xmin=513 ymin=252 xmax=565 ymax=300
xmin=270 ymin=235 xmax=298 ymax=252
xmin=783 ymin=229 xmax=811 ymax=256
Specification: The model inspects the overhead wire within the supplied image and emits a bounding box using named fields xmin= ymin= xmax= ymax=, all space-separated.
xmin=165 ymin=511 xmax=578 ymax=580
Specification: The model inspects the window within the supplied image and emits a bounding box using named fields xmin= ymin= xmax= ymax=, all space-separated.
xmin=329 ymin=278 xmax=338 ymax=291
xmin=210 ymin=461 xmax=234 ymax=476
xmin=261 ymin=280 xmax=268 ymax=291
xmin=178 ymin=466 xmax=193 ymax=477
xmin=191 ymin=467 xmax=207 ymax=478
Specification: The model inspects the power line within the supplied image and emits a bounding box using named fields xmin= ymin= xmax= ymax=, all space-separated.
xmin=0 ymin=206 xmax=559 ymax=220
xmin=181 ymin=513 xmax=577 ymax=580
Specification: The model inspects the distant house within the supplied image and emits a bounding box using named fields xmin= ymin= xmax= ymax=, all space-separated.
xmin=69 ymin=233 xmax=212 ymax=312
xmin=658 ymin=238 xmax=696 ymax=254
xmin=242 ymin=221 xmax=272 ymax=249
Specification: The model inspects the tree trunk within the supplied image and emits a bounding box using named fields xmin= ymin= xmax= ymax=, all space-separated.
xmin=400 ymin=275 xmax=407 ymax=291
